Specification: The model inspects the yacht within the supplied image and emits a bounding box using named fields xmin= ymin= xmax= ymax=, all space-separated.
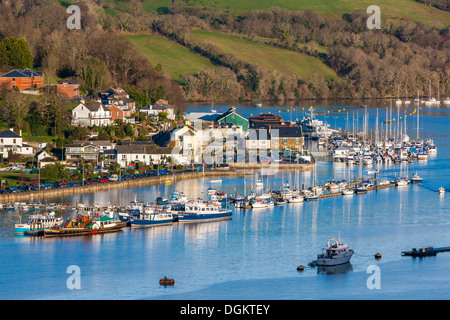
xmin=288 ymin=196 xmax=304 ymax=203
xmin=130 ymin=210 xmax=175 ymax=228
xmin=438 ymin=187 xmax=445 ymax=194
xmin=342 ymin=189 xmax=354 ymax=196
xmin=178 ymin=201 xmax=232 ymax=222
xmin=411 ymin=173 xmax=423 ymax=184
xmin=252 ymin=199 xmax=268 ymax=208
xmin=444 ymin=97 xmax=450 ymax=105
xmin=396 ymin=178 xmax=409 ymax=186
xmin=311 ymin=237 xmax=354 ymax=267
xmin=255 ymin=179 xmax=264 ymax=189
xmin=379 ymin=179 xmax=390 ymax=186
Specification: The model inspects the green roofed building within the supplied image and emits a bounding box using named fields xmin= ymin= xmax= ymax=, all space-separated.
xmin=215 ymin=107 xmax=249 ymax=132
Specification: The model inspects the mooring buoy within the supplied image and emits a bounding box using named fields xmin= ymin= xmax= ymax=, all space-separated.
xmin=375 ymin=253 xmax=381 ymax=260
xmin=297 ymin=265 xmax=305 ymax=271
xmin=159 ymin=276 xmax=175 ymax=286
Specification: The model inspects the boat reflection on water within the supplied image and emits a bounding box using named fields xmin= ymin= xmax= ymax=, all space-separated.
xmin=316 ymin=262 xmax=353 ymax=275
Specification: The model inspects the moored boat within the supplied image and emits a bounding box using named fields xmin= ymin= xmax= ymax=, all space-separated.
xmin=130 ymin=210 xmax=174 ymax=228
xmin=310 ymin=237 xmax=354 ymax=267
xmin=44 ymin=214 xmax=126 ymax=237
xmin=177 ymin=201 xmax=232 ymax=223
xmin=411 ymin=173 xmax=423 ymax=184
xmin=15 ymin=211 xmax=63 ymax=235
xmin=438 ymin=187 xmax=445 ymax=194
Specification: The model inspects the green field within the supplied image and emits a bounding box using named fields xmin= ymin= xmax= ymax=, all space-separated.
xmin=191 ymin=31 xmax=337 ymax=81
xmin=106 ymin=0 xmax=449 ymax=25
xmin=123 ymin=34 xmax=215 ymax=82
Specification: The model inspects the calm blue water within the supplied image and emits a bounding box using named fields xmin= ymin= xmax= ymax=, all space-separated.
xmin=0 ymin=100 xmax=449 ymax=300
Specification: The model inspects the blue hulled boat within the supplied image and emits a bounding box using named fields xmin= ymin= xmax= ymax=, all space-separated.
xmin=177 ymin=201 xmax=232 ymax=223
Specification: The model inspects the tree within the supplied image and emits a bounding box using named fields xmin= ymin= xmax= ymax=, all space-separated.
xmin=4 ymin=92 xmax=32 ymax=130
xmin=0 ymin=37 xmax=33 ymax=69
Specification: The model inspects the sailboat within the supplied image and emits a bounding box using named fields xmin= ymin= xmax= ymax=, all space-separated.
xmin=414 ymin=90 xmax=420 ymax=103
xmin=404 ymin=89 xmax=410 ymax=104
xmin=210 ymin=100 xmax=217 ymax=113
xmin=425 ymin=81 xmax=438 ymax=105
xmin=396 ymin=85 xmax=402 ymax=105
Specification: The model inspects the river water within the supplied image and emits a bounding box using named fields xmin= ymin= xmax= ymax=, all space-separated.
xmin=0 ymin=99 xmax=449 ymax=300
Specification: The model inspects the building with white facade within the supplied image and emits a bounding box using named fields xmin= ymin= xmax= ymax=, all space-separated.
xmin=71 ymin=101 xmax=112 ymax=127
xmin=0 ymin=129 xmax=34 ymax=159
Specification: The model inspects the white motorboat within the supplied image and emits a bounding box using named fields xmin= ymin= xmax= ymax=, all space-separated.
xmin=311 ymin=237 xmax=354 ymax=267
xmin=342 ymin=189 xmax=354 ymax=195
xmin=252 ymin=200 xmax=268 ymax=208
xmin=368 ymin=170 xmax=380 ymax=174
xmin=411 ymin=173 xmax=423 ymax=184
xmin=288 ymin=196 xmax=304 ymax=203
xmin=379 ymin=179 xmax=390 ymax=186
xmin=444 ymin=97 xmax=450 ymax=105
xmin=396 ymin=178 xmax=409 ymax=186
xmin=438 ymin=187 xmax=445 ymax=194
xmin=255 ymin=179 xmax=264 ymax=189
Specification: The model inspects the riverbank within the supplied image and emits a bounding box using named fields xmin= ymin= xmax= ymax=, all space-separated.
xmin=0 ymin=163 xmax=315 ymax=202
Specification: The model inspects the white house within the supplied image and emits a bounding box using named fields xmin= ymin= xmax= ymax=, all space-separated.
xmin=0 ymin=129 xmax=34 ymax=159
xmin=139 ymin=104 xmax=175 ymax=120
xmin=71 ymin=100 xmax=112 ymax=127
xmin=116 ymin=144 xmax=186 ymax=167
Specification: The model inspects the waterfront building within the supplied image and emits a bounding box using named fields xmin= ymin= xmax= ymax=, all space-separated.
xmin=270 ymin=125 xmax=303 ymax=153
xmin=249 ymin=113 xmax=287 ymax=129
xmin=215 ymin=107 xmax=249 ymax=131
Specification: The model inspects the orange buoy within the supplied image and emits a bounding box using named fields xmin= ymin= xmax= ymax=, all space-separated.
xmin=297 ymin=265 xmax=305 ymax=271
xmin=375 ymin=253 xmax=381 ymax=260
xmin=159 ymin=277 xmax=175 ymax=286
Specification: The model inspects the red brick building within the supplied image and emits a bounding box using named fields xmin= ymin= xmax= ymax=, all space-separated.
xmin=56 ymin=79 xmax=80 ymax=99
xmin=0 ymin=69 xmax=44 ymax=91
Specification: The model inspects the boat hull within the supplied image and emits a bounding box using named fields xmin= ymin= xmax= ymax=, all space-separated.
xmin=44 ymin=222 xmax=126 ymax=237
xmin=177 ymin=211 xmax=232 ymax=223
xmin=130 ymin=219 xmax=173 ymax=228
xmin=315 ymin=252 xmax=354 ymax=266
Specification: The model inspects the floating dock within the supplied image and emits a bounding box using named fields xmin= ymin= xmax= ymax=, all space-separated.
xmin=402 ymin=247 xmax=450 ymax=257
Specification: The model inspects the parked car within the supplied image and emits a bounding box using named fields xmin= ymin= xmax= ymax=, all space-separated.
xmin=99 ymin=178 xmax=109 ymax=183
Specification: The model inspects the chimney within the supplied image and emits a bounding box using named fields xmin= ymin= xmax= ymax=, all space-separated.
xmin=19 ymin=130 xmax=22 ymax=136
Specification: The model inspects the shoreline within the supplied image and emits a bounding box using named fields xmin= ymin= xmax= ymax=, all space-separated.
xmin=0 ymin=163 xmax=315 ymax=202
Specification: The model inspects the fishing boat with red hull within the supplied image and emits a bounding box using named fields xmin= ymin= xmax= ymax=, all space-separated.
xmin=44 ymin=214 xmax=126 ymax=237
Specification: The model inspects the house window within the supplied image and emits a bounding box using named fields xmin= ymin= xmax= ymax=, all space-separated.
xmin=274 ymin=138 xmax=279 ymax=144
xmin=295 ymin=138 xmax=300 ymax=144
xmin=13 ymin=139 xmax=16 ymax=144
xmin=283 ymin=138 xmax=288 ymax=144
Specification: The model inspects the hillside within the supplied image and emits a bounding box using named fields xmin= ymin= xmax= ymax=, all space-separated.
xmin=104 ymin=0 xmax=450 ymax=25
xmin=123 ymin=34 xmax=215 ymax=82
xmin=190 ymin=31 xmax=337 ymax=81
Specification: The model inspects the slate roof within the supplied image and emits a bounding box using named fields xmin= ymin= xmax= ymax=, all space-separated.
xmin=0 ymin=130 xmax=21 ymax=138
xmin=0 ymin=69 xmax=42 ymax=78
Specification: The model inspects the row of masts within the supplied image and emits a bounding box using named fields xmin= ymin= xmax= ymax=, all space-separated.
xmin=396 ymin=81 xmax=443 ymax=105
xmin=344 ymin=100 xmax=422 ymax=144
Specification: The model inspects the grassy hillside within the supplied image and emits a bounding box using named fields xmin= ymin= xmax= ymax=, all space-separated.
xmin=191 ymin=30 xmax=337 ymax=81
xmin=123 ymin=34 xmax=215 ymax=82
xmin=106 ymin=0 xmax=449 ymax=25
